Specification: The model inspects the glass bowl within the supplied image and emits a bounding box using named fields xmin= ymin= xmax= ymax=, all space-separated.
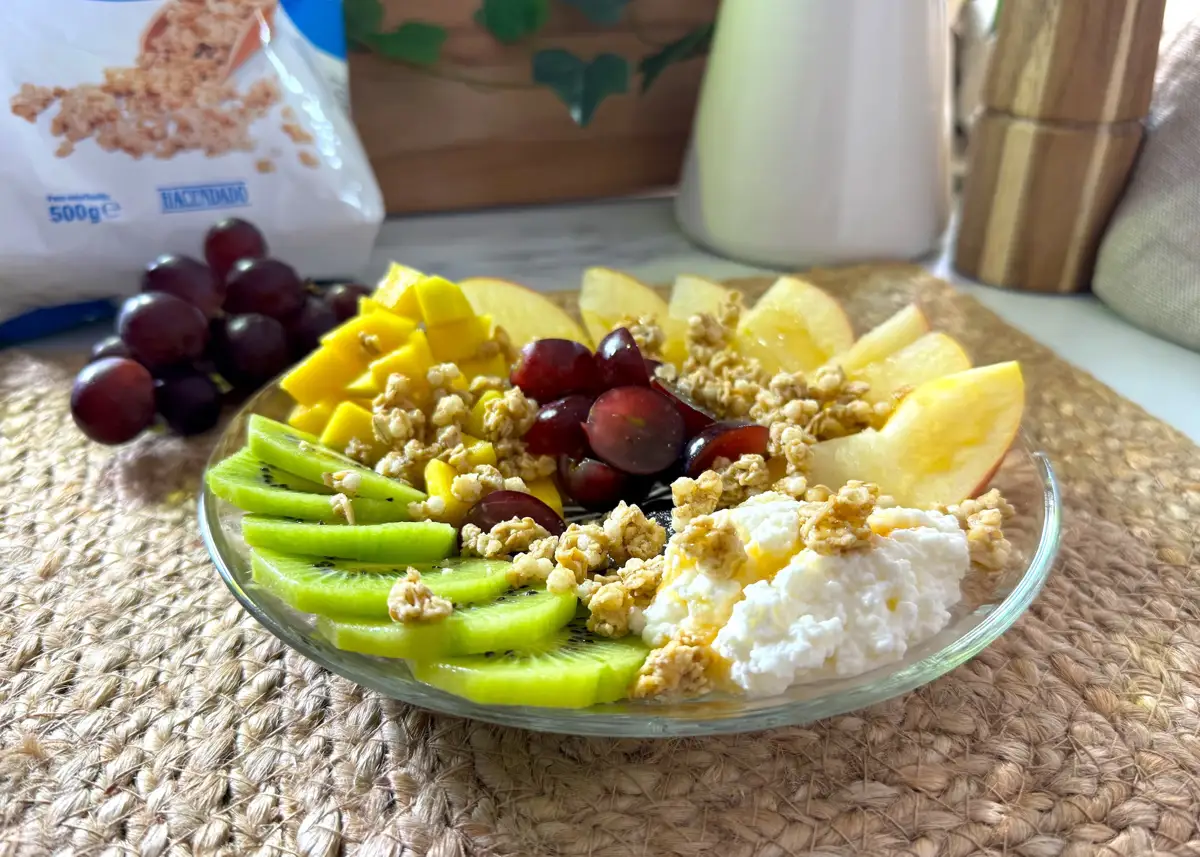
xmin=199 ymin=383 xmax=1062 ymax=737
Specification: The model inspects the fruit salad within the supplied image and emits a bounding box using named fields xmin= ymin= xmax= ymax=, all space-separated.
xmin=206 ymin=266 xmax=1026 ymax=708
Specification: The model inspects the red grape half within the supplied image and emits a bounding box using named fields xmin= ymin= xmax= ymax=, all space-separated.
xmin=464 ymin=490 xmax=566 ymax=536
xmin=557 ymin=455 xmax=629 ymax=511
xmin=595 ymin=327 xmax=649 ymax=388
xmin=523 ymin=394 xmax=592 ymax=457
xmin=682 ymin=421 xmax=770 ymax=478
xmin=583 ymin=386 xmax=684 ymax=475
xmin=510 ymin=339 xmax=601 ymax=403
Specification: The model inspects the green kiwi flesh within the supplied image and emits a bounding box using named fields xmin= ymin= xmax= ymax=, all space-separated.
xmin=246 ymin=414 xmax=423 ymax=505
xmin=316 ymin=586 xmax=577 ymax=660
xmin=250 ymin=549 xmax=512 ymax=618
xmin=409 ymin=619 xmax=650 ymax=708
xmin=241 ymin=516 xmax=456 ymax=563
xmin=206 ymin=449 xmax=406 ymax=523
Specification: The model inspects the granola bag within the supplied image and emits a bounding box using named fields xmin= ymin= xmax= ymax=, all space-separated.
xmin=0 ymin=0 xmax=382 ymax=326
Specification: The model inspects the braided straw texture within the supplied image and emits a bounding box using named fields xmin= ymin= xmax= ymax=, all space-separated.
xmin=2 ymin=264 xmax=1199 ymax=857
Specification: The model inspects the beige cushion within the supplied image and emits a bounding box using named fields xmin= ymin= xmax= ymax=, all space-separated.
xmin=1093 ymin=10 xmax=1200 ymax=352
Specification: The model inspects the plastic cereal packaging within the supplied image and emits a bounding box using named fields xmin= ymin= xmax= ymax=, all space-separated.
xmin=0 ymin=0 xmax=382 ymax=326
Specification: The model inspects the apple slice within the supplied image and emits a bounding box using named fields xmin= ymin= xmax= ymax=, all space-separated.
xmin=660 ymin=274 xmax=730 ymax=365
xmin=853 ymin=332 xmax=972 ymax=405
xmin=459 ymin=277 xmax=590 ymax=348
xmin=808 ymin=361 xmax=1025 ymax=508
xmin=579 ymin=267 xmax=670 ymax=348
xmin=736 ymin=276 xmax=855 ymax=374
xmin=822 ymin=304 xmax=928 ymax=375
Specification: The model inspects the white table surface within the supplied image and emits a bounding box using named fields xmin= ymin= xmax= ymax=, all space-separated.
xmin=24 ymin=196 xmax=1200 ymax=444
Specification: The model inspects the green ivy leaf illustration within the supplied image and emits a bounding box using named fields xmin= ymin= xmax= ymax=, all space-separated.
xmin=638 ymin=23 xmax=713 ymax=93
xmin=475 ymin=0 xmax=551 ymax=44
xmin=366 ymin=22 xmax=448 ymax=67
xmin=344 ymin=0 xmax=384 ymax=49
xmin=532 ymin=49 xmax=628 ymax=126
xmin=559 ymin=0 xmax=630 ymax=26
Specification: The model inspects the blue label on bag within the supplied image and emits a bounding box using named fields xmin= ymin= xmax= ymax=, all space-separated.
xmin=281 ymin=0 xmax=346 ymax=59
xmin=158 ymin=180 xmax=250 ymax=214
xmin=46 ymin=192 xmax=121 ymax=225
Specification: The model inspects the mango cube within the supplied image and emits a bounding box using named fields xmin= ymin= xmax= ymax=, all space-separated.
xmin=423 ymin=458 xmax=470 ymax=523
xmin=319 ymin=401 xmax=382 ymax=463
xmin=468 ymin=390 xmax=501 ymax=437
xmin=287 ymin=401 xmax=334 ymax=435
xmin=281 ymin=345 xmax=362 ymax=406
xmin=527 ymin=478 xmax=563 ymax=517
xmin=416 ymin=276 xmax=475 ymax=326
xmin=321 ymin=312 xmax=417 ymax=361
xmin=368 ymin=329 xmax=434 ymax=388
xmin=358 ymin=297 xmax=383 ymax=315
xmin=462 ymin=435 xmax=498 ymax=468
xmin=373 ymin=263 xmax=425 ymax=319
xmin=427 ymin=315 xmax=490 ymax=363
xmin=458 ymin=352 xmax=510 ymax=381
xmin=345 ymin=371 xmax=381 ymax=398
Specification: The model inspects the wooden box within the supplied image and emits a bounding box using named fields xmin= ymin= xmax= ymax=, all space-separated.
xmin=348 ymin=0 xmax=720 ymax=215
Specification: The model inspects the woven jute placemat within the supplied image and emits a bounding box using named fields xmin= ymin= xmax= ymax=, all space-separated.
xmin=2 ymin=264 xmax=1199 ymax=856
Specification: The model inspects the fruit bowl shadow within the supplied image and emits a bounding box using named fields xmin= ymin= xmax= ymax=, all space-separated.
xmin=200 ymin=383 xmax=1063 ymax=737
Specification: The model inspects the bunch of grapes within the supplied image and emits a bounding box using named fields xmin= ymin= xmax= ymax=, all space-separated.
xmin=71 ymin=218 xmax=370 ymax=445
xmin=505 ymin=329 xmax=766 ymax=512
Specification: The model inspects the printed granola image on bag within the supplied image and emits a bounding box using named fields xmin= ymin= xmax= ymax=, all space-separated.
xmin=0 ymin=0 xmax=382 ymax=324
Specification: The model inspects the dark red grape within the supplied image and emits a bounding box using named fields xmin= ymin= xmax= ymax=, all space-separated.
xmin=285 ymin=296 xmax=338 ymax=357
xmin=204 ymin=218 xmax=268 ymax=280
xmin=644 ymin=357 xmax=662 ymax=375
xmin=510 ymin=339 xmax=601 ymax=403
xmin=683 ymin=421 xmax=770 ymax=478
xmin=142 ymin=254 xmax=224 ymax=319
xmin=90 ymin=335 xmax=132 ymax=362
xmin=224 ymin=258 xmax=305 ymax=320
xmin=595 ymin=327 xmax=650 ymax=388
xmin=557 ymin=456 xmax=628 ymax=511
xmin=464 ymin=490 xmax=565 ymax=536
xmin=325 ymin=282 xmax=372 ymax=322
xmin=652 ymin=378 xmax=717 ymax=440
xmin=212 ymin=313 xmax=291 ymax=390
xmin=155 ymin=371 xmax=222 ymax=436
xmin=523 ymin=395 xmax=592 ymax=457
xmin=70 ymin=357 xmax=156 ymax=444
xmin=583 ymin=386 xmax=684 ymax=475
xmin=117 ymin=292 xmax=209 ymax=370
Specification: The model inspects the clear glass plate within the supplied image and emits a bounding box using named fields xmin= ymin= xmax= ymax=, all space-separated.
xmin=199 ymin=384 xmax=1062 ymax=737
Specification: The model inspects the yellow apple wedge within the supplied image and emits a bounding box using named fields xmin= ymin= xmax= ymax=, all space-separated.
xmin=736 ymin=276 xmax=855 ymax=374
xmin=821 ymin=304 xmax=929 ymax=375
xmin=808 ymin=361 xmax=1025 ymax=508
xmin=852 ymin=332 xmax=972 ymax=405
xmin=579 ymin=267 xmax=670 ymax=346
xmin=662 ymin=273 xmax=731 ymax=365
xmin=458 ymin=277 xmax=590 ymax=348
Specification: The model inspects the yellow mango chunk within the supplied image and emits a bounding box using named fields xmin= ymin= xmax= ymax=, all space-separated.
xmin=358 ymin=297 xmax=382 ymax=315
xmin=281 ymin=346 xmax=362 ymax=406
xmin=427 ymin=315 xmax=490 ymax=363
xmin=373 ymin=263 xmax=425 ymax=319
xmin=458 ymin=352 xmax=511 ymax=381
xmin=423 ymin=458 xmax=470 ymax=523
xmin=468 ymin=390 xmax=501 ymax=437
xmin=368 ymin=330 xmax=434 ymax=388
xmin=287 ymin=401 xmax=334 ymax=435
xmin=462 ymin=435 xmax=498 ymax=468
xmin=321 ymin=312 xmax=417 ymax=361
xmin=319 ymin=401 xmax=382 ymax=463
xmin=527 ymin=478 xmax=563 ymax=517
xmin=345 ymin=371 xmax=380 ymax=398
xmin=416 ymin=276 xmax=475 ymax=326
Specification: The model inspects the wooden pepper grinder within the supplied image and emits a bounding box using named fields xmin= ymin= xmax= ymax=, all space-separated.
xmin=955 ymin=0 xmax=1167 ymax=293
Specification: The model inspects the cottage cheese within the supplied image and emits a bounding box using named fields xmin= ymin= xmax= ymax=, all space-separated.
xmin=712 ymin=508 xmax=969 ymax=697
xmin=642 ymin=493 xmax=804 ymax=646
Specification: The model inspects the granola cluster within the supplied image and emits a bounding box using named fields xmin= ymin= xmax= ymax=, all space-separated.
xmin=631 ymin=638 xmax=715 ymax=700
xmin=460 ymin=517 xmax=549 ymax=559
xmin=939 ymin=489 xmax=1016 ymax=571
xmin=362 ymin=359 xmax=554 ymax=520
xmin=388 ymin=569 xmax=453 ymax=623
xmin=9 ymin=0 xmax=314 ymax=165
xmin=798 ymin=480 xmax=879 ymax=555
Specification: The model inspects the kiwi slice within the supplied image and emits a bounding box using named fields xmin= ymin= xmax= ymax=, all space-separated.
xmin=317 ymin=587 xmax=577 ymax=660
xmin=246 ymin=414 xmax=423 ymax=506
xmin=206 ymin=449 xmax=407 ymax=524
xmin=250 ymin=549 xmax=511 ymax=618
xmin=241 ymin=516 xmax=456 ymax=563
xmin=410 ymin=619 xmax=650 ymax=708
